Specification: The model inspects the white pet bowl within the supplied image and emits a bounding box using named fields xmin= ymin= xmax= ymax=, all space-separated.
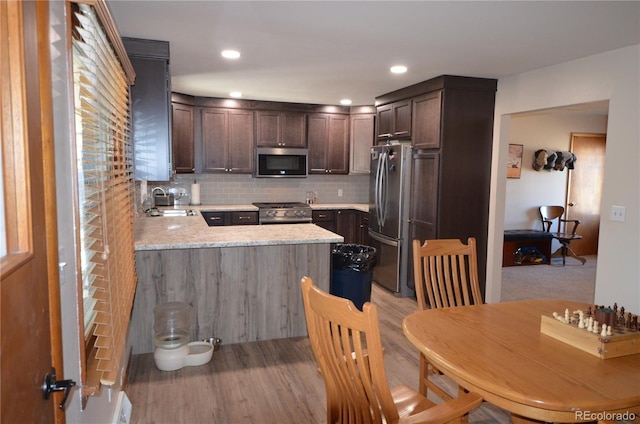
xmin=184 ymin=341 xmax=214 ymax=367
xmin=154 ymin=344 xmax=190 ymax=371
xmin=154 ymin=341 xmax=214 ymax=371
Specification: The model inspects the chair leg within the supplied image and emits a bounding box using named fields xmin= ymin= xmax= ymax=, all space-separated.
xmin=551 ymin=244 xmax=586 ymax=265
xmin=565 ymin=245 xmax=587 ymax=265
xmin=419 ymin=353 xmax=428 ymax=397
xmin=419 ymin=353 xmax=454 ymax=401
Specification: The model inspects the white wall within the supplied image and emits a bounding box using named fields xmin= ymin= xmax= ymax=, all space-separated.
xmin=505 ymin=113 xmax=607 ymax=251
xmin=487 ymin=45 xmax=640 ymax=312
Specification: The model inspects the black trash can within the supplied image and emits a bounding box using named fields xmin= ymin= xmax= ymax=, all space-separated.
xmin=330 ymin=244 xmax=377 ymax=311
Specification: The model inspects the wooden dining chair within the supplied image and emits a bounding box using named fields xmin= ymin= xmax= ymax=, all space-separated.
xmin=412 ymin=238 xmax=483 ymax=401
xmin=300 ymin=276 xmax=482 ymax=424
xmin=539 ymin=205 xmax=586 ymax=266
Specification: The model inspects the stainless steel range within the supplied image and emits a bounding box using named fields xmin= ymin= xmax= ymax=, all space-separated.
xmin=252 ymin=202 xmax=312 ymax=224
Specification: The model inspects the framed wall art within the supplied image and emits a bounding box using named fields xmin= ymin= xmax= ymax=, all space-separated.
xmin=507 ymin=144 xmax=523 ymax=179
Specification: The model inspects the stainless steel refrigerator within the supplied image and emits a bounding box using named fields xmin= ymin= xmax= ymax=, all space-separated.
xmin=368 ymin=143 xmax=413 ymax=296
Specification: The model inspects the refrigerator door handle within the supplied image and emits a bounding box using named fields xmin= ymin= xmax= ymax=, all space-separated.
xmin=380 ymin=150 xmax=388 ymax=227
xmin=368 ymin=229 xmax=399 ymax=247
xmin=374 ymin=150 xmax=385 ymax=229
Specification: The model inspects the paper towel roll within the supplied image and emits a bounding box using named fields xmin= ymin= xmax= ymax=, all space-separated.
xmin=190 ymin=183 xmax=201 ymax=205
xmin=140 ymin=180 xmax=147 ymax=204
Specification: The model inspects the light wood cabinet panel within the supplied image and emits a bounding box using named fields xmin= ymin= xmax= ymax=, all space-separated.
xmin=130 ymin=243 xmax=331 ymax=354
xmin=350 ymin=114 xmax=375 ymax=174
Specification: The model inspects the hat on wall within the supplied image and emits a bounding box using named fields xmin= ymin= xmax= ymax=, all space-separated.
xmin=544 ymin=151 xmax=557 ymax=170
xmin=533 ymin=149 xmax=547 ymax=171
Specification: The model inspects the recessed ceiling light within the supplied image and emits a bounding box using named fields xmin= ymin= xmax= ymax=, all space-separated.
xmin=229 ymin=91 xmax=242 ymax=98
xmin=390 ymin=65 xmax=407 ymax=74
xmin=340 ymin=99 xmax=352 ymax=106
xmin=221 ymin=50 xmax=241 ymax=59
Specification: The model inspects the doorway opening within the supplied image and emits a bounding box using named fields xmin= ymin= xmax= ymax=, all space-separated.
xmin=501 ymin=100 xmax=608 ymax=302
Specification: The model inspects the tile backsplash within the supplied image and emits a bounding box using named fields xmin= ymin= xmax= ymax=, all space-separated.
xmin=140 ymin=173 xmax=370 ymax=206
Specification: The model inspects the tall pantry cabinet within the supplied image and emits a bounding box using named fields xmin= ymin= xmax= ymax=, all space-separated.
xmin=376 ymin=75 xmax=497 ymax=297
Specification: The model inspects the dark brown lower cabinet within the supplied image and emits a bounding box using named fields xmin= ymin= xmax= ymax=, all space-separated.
xmin=312 ymin=209 xmax=337 ymax=233
xmin=201 ymin=211 xmax=258 ymax=226
xmin=314 ymin=209 xmax=370 ymax=245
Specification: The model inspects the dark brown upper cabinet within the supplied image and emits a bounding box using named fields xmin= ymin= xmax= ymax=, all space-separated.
xmin=123 ymin=38 xmax=172 ymax=181
xmin=308 ymin=113 xmax=350 ymax=174
xmin=376 ymin=75 xmax=497 ymax=295
xmin=172 ymin=99 xmax=195 ymax=173
xmin=411 ymin=91 xmax=442 ymax=149
xmin=201 ymin=108 xmax=254 ymax=173
xmin=376 ymin=99 xmax=412 ymax=140
xmin=256 ymin=111 xmax=307 ymax=147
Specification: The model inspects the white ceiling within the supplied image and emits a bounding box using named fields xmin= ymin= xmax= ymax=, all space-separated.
xmin=107 ymin=1 xmax=639 ymax=107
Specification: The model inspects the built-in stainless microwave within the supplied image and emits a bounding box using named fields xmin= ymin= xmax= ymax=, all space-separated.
xmin=254 ymin=147 xmax=308 ymax=178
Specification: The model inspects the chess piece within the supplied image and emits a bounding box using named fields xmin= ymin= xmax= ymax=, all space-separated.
xmin=600 ymin=324 xmax=608 ymax=337
xmin=606 ymin=325 xmax=612 ymax=336
xmin=592 ymin=321 xmax=599 ymax=334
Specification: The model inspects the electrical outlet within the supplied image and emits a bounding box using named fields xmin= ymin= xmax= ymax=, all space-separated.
xmin=338 ymin=189 xmax=343 ymax=197
xmin=610 ymin=205 xmax=626 ymax=222
xmin=114 ymin=392 xmax=132 ymax=424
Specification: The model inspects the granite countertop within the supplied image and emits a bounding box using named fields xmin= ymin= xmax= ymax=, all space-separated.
xmin=134 ymin=210 xmax=343 ymax=251
xmin=134 ymin=203 xmax=367 ymax=251
xmin=310 ymin=203 xmax=368 ymax=212
xmin=190 ymin=203 xmax=368 ymax=212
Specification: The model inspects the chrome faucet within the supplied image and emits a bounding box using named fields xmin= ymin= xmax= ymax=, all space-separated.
xmin=151 ymin=187 xmax=166 ymax=196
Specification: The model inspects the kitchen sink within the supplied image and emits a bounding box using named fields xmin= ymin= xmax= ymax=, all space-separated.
xmin=147 ymin=208 xmax=197 ymax=217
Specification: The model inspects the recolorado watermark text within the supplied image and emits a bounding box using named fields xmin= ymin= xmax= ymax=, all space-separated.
xmin=575 ymin=411 xmax=636 ymax=421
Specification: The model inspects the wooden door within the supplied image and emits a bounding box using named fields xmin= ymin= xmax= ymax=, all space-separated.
xmin=566 ymin=133 xmax=606 ymax=255
xmin=1 ymin=1 xmax=64 ymax=422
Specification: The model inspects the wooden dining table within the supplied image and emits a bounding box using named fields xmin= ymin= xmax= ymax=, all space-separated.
xmin=402 ymin=299 xmax=640 ymax=423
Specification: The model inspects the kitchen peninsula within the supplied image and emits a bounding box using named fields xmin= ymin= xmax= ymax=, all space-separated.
xmin=129 ymin=207 xmax=344 ymax=354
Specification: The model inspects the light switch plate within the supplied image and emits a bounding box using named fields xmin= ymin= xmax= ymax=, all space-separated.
xmin=610 ymin=205 xmax=626 ymax=222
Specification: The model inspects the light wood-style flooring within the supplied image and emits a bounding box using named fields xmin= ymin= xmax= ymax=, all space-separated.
xmin=125 ymin=284 xmax=511 ymax=423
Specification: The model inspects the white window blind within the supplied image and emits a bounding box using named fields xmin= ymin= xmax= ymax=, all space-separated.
xmin=72 ymin=2 xmax=136 ymax=386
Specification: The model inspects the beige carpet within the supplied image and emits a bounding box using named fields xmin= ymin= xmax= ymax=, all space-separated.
xmin=501 ymin=255 xmax=597 ymax=303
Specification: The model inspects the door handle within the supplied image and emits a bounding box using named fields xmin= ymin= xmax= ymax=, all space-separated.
xmin=42 ymin=367 xmax=76 ymax=410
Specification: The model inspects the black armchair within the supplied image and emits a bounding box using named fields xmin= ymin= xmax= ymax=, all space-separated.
xmin=539 ymin=206 xmax=586 ymax=265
